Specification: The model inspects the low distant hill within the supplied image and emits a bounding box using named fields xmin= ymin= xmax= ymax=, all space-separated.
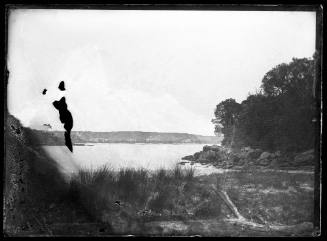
xmin=30 ymin=130 xmax=222 ymax=145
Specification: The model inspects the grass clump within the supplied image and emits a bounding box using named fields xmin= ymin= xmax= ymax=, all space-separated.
xmin=68 ymin=164 xmax=200 ymax=226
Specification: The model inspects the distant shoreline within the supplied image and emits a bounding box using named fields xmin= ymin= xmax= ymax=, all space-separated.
xmin=41 ymin=142 xmax=218 ymax=146
xmin=31 ymin=129 xmax=223 ymax=146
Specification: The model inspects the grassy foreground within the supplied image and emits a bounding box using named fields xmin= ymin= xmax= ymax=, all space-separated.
xmin=200 ymin=169 xmax=314 ymax=226
xmin=68 ymin=166 xmax=223 ymax=224
xmin=67 ymin=165 xmax=314 ymax=235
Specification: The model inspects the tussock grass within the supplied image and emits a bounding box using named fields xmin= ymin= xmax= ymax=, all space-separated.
xmin=68 ymin=164 xmax=313 ymax=229
xmin=68 ymin=165 xmax=200 ymax=223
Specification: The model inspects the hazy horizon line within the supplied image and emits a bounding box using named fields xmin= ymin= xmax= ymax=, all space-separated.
xmin=32 ymin=128 xmax=220 ymax=137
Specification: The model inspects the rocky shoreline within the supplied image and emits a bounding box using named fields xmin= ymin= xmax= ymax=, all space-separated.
xmin=182 ymin=145 xmax=315 ymax=171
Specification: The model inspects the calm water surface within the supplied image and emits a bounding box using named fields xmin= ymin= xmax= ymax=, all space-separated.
xmin=43 ymin=143 xmax=226 ymax=176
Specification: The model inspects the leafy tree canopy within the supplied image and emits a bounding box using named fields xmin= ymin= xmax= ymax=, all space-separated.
xmin=213 ymin=56 xmax=316 ymax=153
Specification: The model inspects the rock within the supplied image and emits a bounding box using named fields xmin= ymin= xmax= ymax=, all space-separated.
xmin=302 ymin=149 xmax=314 ymax=155
xmin=294 ymin=149 xmax=314 ymax=166
xmin=193 ymin=152 xmax=202 ymax=160
xmin=198 ymin=158 xmax=208 ymax=164
xmin=259 ymin=158 xmax=271 ymax=166
xmin=239 ymin=147 xmax=262 ymax=160
xmin=240 ymin=146 xmax=254 ymax=155
xmin=202 ymin=145 xmax=211 ymax=152
xmin=274 ymin=151 xmax=281 ymax=157
xmin=203 ymin=145 xmax=221 ymax=152
xmin=239 ymin=147 xmax=252 ymax=158
xmin=209 ymin=145 xmax=222 ymax=152
xmin=256 ymin=151 xmax=274 ymax=167
xmin=182 ymin=155 xmax=194 ymax=161
xmin=258 ymin=151 xmax=272 ymax=160
xmin=199 ymin=150 xmax=218 ymax=161
xmin=178 ymin=161 xmax=188 ymax=165
xmin=241 ymin=146 xmax=252 ymax=151
xmin=225 ymin=163 xmax=234 ymax=168
xmin=229 ymin=154 xmax=240 ymax=165
xmin=247 ymin=149 xmax=263 ymax=160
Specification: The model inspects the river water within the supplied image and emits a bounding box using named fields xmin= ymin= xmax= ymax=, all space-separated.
xmin=42 ymin=143 xmax=228 ymax=176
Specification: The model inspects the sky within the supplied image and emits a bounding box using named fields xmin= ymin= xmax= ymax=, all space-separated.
xmin=7 ymin=10 xmax=316 ymax=136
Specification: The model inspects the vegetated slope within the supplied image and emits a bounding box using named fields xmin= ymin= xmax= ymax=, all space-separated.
xmin=4 ymin=114 xmax=95 ymax=236
xmin=30 ymin=130 xmax=221 ymax=145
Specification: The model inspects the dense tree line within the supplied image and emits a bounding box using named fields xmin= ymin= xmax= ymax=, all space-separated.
xmin=212 ymin=56 xmax=317 ymax=153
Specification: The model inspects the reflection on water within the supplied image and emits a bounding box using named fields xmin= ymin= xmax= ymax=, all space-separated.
xmin=43 ymin=143 xmax=224 ymax=176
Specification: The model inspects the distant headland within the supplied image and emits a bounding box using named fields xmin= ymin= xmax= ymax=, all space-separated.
xmin=30 ymin=130 xmax=222 ymax=145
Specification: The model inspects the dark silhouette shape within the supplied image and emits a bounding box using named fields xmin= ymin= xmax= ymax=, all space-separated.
xmin=58 ymin=81 xmax=65 ymax=91
xmin=115 ymin=200 xmax=121 ymax=206
xmin=43 ymin=123 xmax=52 ymax=129
xmin=52 ymin=97 xmax=73 ymax=152
xmin=42 ymin=89 xmax=47 ymax=95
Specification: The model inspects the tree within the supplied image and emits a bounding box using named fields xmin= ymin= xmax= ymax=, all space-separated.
xmin=237 ymin=94 xmax=279 ymax=150
xmin=214 ymin=56 xmax=316 ymax=153
xmin=260 ymin=57 xmax=315 ymax=152
xmin=212 ymin=98 xmax=241 ymax=146
xmin=261 ymin=58 xmax=314 ymax=100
